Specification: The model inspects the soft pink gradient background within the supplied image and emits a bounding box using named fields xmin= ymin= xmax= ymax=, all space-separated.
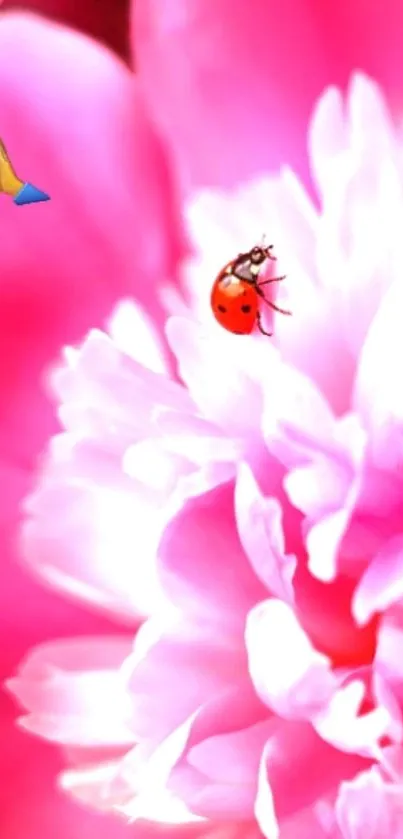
xmin=2 ymin=1 xmax=403 ymax=838
xmin=0 ymin=5 xmax=183 ymax=837
xmin=134 ymin=0 xmax=403 ymax=193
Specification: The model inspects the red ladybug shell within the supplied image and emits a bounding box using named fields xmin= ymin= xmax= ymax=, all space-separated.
xmin=210 ymin=267 xmax=259 ymax=334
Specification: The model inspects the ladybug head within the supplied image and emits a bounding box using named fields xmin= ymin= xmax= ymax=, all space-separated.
xmin=249 ymin=245 xmax=269 ymax=265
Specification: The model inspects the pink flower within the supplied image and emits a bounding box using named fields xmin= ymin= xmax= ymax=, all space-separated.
xmin=7 ymin=3 xmax=403 ymax=839
xmin=10 ymin=70 xmax=403 ymax=839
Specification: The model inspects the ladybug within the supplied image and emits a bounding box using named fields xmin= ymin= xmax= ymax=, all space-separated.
xmin=210 ymin=244 xmax=291 ymax=336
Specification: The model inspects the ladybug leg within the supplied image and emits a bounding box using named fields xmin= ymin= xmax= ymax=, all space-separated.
xmin=256 ymin=310 xmax=273 ymax=337
xmin=258 ymin=274 xmax=286 ymax=287
xmin=256 ymin=286 xmax=292 ymax=316
xmin=266 ymin=246 xmax=276 ymax=260
xmin=267 ymin=300 xmax=292 ymax=316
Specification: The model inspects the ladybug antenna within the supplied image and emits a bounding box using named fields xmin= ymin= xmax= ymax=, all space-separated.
xmin=260 ymin=234 xmax=273 ymax=256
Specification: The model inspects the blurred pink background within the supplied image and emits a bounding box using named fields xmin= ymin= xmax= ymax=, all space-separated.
xmin=0 ymin=3 xmax=132 ymax=837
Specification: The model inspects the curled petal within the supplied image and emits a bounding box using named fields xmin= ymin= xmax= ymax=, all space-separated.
xmin=157 ymin=482 xmax=267 ymax=632
xmin=119 ymin=684 xmax=268 ymax=822
xmin=235 ymin=464 xmax=296 ymax=603
xmin=374 ymin=610 xmax=403 ymax=741
xmin=313 ymin=681 xmax=391 ymax=759
xmin=336 ymin=765 xmax=403 ymax=839
xmin=281 ymin=413 xmax=366 ymax=582
xmin=257 ymin=719 xmax=367 ymax=831
xmin=245 ymin=599 xmax=336 ymax=720
xmin=126 ymin=616 xmax=244 ymax=741
xmin=254 ymin=751 xmax=279 ymax=839
xmin=353 ymin=536 xmax=403 ymax=626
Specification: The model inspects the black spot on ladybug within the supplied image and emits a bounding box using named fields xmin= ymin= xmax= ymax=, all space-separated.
xmin=241 ymin=304 xmax=251 ymax=314
xmin=217 ymin=304 xmax=227 ymax=313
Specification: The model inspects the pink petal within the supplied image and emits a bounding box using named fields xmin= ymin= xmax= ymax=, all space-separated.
xmin=0 ymin=464 xmax=129 ymax=677
xmin=127 ymin=617 xmax=245 ymax=741
xmin=265 ymin=798 xmax=341 ymax=839
xmin=259 ymin=721 xmax=367 ymax=827
xmin=374 ymin=610 xmax=403 ymax=739
xmin=245 ymin=599 xmax=336 ymax=720
xmin=22 ymin=469 xmax=168 ymax=620
xmin=305 ymin=499 xmax=359 ymax=584
xmin=354 ymin=279 xmax=403 ymax=467
xmin=263 ymin=361 xmax=336 ymax=469
xmin=0 ymin=468 xmax=139 ymax=839
xmin=133 ymin=0 xmax=403 ymax=193
xmin=129 ymin=825 xmax=260 ymax=839
xmin=143 ymin=685 xmax=368 ymax=827
xmin=254 ymin=752 xmax=279 ymax=839
xmin=21 ymin=327 xmax=196 ymax=618
xmin=108 ymin=300 xmax=169 ymax=375
xmin=308 ymin=82 xmax=347 ymax=204
xmin=177 ymin=720 xmax=273 ymax=820
xmin=279 ymin=413 xmax=366 ymax=583
xmin=0 ymin=12 xmax=185 ymax=470
xmin=52 ymin=329 xmax=193 ymax=443
xmin=166 ymin=317 xmax=268 ymax=438
xmin=353 ymin=536 xmax=403 ymax=626
xmin=163 ymin=684 xmax=270 ymax=820
xmin=59 ymin=758 xmax=137 ymax=813
xmin=155 ymin=410 xmax=244 ymax=466
xmin=313 ymin=680 xmax=391 ymax=759
xmin=310 ymin=77 xmax=402 ymax=360
xmin=336 ymin=767 xmax=403 ymax=839
xmin=294 ymin=564 xmax=379 ymax=669
xmin=235 ymin=464 xmax=296 ymax=603
xmin=59 ymin=737 xmax=203 ymax=823
xmin=157 ymin=482 xmax=267 ymax=632
xmin=0 ymin=689 xmax=132 ymax=839
xmin=6 ymin=637 xmax=134 ymax=746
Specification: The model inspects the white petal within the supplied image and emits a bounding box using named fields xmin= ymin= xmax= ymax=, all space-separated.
xmin=235 ymin=464 xmax=296 ymax=603
xmin=108 ymin=299 xmax=168 ymax=374
xmin=314 ymin=681 xmax=390 ymax=758
xmin=353 ymin=536 xmax=403 ymax=625
xmin=245 ymin=599 xmax=335 ymax=719
xmin=336 ymin=766 xmax=403 ymax=839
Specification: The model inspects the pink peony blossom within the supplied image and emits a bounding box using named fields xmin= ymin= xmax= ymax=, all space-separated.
xmin=7 ymin=2 xmax=403 ymax=839
xmin=10 ymin=69 xmax=403 ymax=839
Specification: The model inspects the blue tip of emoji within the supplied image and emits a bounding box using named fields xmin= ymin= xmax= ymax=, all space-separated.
xmin=14 ymin=182 xmax=50 ymax=205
